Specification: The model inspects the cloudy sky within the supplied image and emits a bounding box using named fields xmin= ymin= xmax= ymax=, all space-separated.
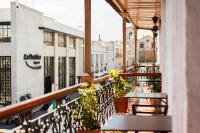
xmin=0 ymin=0 xmax=151 ymax=41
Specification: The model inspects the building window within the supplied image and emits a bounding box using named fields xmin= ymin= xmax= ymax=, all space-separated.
xmin=140 ymin=43 xmax=144 ymax=48
xmin=69 ymin=36 xmax=76 ymax=49
xmin=58 ymin=34 xmax=66 ymax=47
xmin=0 ymin=23 xmax=11 ymax=42
xmin=0 ymin=56 xmax=11 ymax=106
xmin=44 ymin=31 xmax=54 ymax=46
xmin=69 ymin=57 xmax=76 ymax=86
xmin=58 ymin=57 xmax=66 ymax=89
xmin=44 ymin=57 xmax=54 ymax=94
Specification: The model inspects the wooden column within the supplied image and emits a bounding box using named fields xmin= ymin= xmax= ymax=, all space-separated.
xmin=152 ymin=32 xmax=156 ymax=72
xmin=122 ymin=13 xmax=127 ymax=70
xmin=134 ymin=29 xmax=138 ymax=81
xmin=134 ymin=29 xmax=138 ymax=64
xmin=84 ymin=0 xmax=91 ymax=75
xmin=82 ymin=0 xmax=93 ymax=83
xmin=152 ymin=32 xmax=157 ymax=91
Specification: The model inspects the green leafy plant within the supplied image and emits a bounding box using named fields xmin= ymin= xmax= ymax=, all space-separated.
xmin=145 ymin=67 xmax=162 ymax=93
xmin=109 ymin=69 xmax=132 ymax=97
xmin=72 ymin=83 xmax=99 ymax=130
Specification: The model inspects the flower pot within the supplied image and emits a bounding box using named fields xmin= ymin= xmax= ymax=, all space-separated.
xmin=114 ymin=97 xmax=128 ymax=113
xmin=78 ymin=129 xmax=100 ymax=133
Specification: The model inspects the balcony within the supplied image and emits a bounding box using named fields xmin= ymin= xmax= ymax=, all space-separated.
xmin=0 ymin=0 xmax=198 ymax=132
xmin=0 ymin=66 xmax=164 ymax=132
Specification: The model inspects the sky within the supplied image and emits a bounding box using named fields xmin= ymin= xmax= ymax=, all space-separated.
xmin=0 ymin=0 xmax=152 ymax=41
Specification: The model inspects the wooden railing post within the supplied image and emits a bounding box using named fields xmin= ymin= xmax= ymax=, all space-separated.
xmin=121 ymin=12 xmax=128 ymax=72
xmin=134 ymin=28 xmax=138 ymax=64
xmin=152 ymin=32 xmax=157 ymax=90
xmin=84 ymin=0 xmax=93 ymax=83
xmin=152 ymin=32 xmax=158 ymax=72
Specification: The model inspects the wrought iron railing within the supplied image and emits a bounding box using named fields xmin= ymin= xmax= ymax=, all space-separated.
xmin=0 ymin=66 xmax=161 ymax=132
xmin=0 ymin=78 xmax=115 ymax=133
xmin=120 ymin=66 xmax=162 ymax=92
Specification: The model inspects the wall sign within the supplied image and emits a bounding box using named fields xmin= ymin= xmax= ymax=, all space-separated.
xmin=24 ymin=54 xmax=42 ymax=69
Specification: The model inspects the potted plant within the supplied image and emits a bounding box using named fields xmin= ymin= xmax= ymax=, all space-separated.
xmin=108 ymin=69 xmax=132 ymax=113
xmin=72 ymin=83 xmax=100 ymax=133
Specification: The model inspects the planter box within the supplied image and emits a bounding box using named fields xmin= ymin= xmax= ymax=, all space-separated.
xmin=114 ymin=97 xmax=128 ymax=113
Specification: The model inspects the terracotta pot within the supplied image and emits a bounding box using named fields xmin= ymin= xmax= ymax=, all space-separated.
xmin=78 ymin=129 xmax=100 ymax=133
xmin=114 ymin=97 xmax=128 ymax=113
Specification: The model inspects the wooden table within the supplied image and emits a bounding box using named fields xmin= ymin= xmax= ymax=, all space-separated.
xmin=101 ymin=115 xmax=172 ymax=133
xmin=125 ymin=92 xmax=168 ymax=115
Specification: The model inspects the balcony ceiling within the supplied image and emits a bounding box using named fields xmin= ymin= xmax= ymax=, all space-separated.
xmin=106 ymin=0 xmax=161 ymax=30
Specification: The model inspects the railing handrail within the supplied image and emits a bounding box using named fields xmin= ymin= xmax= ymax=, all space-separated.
xmin=93 ymin=75 xmax=109 ymax=84
xmin=136 ymin=65 xmax=160 ymax=68
xmin=0 ymin=83 xmax=82 ymax=120
xmin=119 ymin=72 xmax=161 ymax=77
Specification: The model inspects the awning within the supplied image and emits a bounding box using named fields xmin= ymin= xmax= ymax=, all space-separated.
xmin=106 ymin=0 xmax=161 ymax=30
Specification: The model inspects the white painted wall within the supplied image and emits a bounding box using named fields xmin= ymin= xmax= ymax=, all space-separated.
xmin=54 ymin=33 xmax=58 ymax=91
xmin=43 ymin=16 xmax=83 ymax=38
xmin=0 ymin=8 xmax=10 ymax=21
xmin=0 ymin=9 xmax=11 ymax=56
xmin=11 ymin=2 xmax=44 ymax=103
xmin=0 ymin=43 xmax=11 ymax=56
xmin=160 ymin=0 xmax=187 ymax=132
xmin=126 ymin=26 xmax=135 ymax=66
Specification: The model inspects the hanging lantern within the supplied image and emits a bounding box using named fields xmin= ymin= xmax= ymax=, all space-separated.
xmin=152 ymin=15 xmax=158 ymax=24
xmin=152 ymin=25 xmax=158 ymax=32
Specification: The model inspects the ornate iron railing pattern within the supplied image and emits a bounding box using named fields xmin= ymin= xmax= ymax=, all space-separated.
xmin=3 ymin=82 xmax=114 ymax=133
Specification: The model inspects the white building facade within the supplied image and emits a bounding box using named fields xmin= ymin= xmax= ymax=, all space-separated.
xmin=91 ymin=39 xmax=127 ymax=78
xmin=126 ymin=26 xmax=135 ymax=66
xmin=90 ymin=26 xmax=137 ymax=78
xmin=0 ymin=2 xmax=84 ymax=106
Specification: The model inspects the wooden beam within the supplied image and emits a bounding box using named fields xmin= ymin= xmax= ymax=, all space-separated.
xmin=106 ymin=0 xmax=130 ymax=23
xmin=84 ymin=0 xmax=91 ymax=75
xmin=128 ymin=2 xmax=161 ymax=4
xmin=122 ymin=13 xmax=127 ymax=69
